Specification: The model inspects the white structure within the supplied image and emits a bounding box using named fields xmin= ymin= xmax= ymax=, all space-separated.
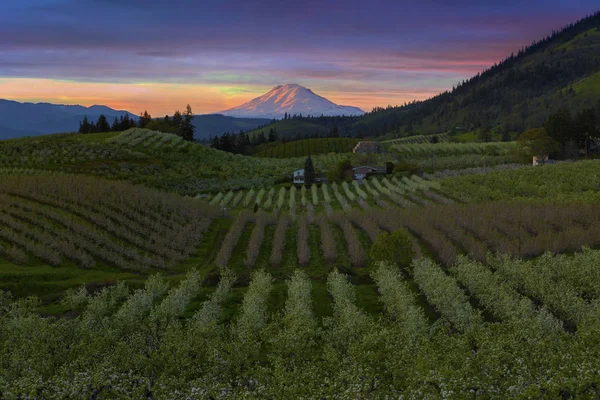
xmin=293 ymin=168 xmax=305 ymax=184
xmin=533 ymin=156 xmax=555 ymax=166
xmin=352 ymin=166 xmax=387 ymax=180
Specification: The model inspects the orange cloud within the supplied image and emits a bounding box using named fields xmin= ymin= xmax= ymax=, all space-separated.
xmin=0 ymin=78 xmax=262 ymax=116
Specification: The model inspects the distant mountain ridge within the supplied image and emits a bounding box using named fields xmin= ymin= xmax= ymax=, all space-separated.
xmin=0 ymin=99 xmax=272 ymax=140
xmin=220 ymin=84 xmax=365 ymax=119
xmin=0 ymin=100 xmax=135 ymax=139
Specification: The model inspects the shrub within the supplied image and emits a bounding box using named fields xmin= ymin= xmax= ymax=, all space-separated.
xmin=311 ymin=185 xmax=319 ymax=205
xmin=276 ymin=187 xmax=286 ymax=210
xmin=270 ymin=214 xmax=289 ymax=267
xmin=297 ymin=215 xmax=310 ymax=265
xmin=316 ymin=214 xmax=335 ymax=263
xmin=369 ymin=230 xmax=415 ymax=269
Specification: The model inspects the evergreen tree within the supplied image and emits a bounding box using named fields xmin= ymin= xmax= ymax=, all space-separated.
xmin=181 ymin=104 xmax=195 ymax=142
xmin=304 ymin=156 xmax=315 ymax=185
xmin=139 ymin=110 xmax=152 ymax=128
xmin=546 ymin=108 xmax=574 ymax=156
xmin=96 ymin=114 xmax=111 ymax=132
xmin=268 ymin=128 xmax=277 ymax=142
xmin=172 ymin=110 xmax=183 ymax=127
xmin=575 ymin=107 xmax=598 ymax=157
xmin=78 ymin=116 xmax=92 ymax=134
xmin=111 ymin=117 xmax=119 ymax=131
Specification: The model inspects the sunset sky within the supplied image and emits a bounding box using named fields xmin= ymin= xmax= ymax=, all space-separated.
xmin=1 ymin=0 xmax=598 ymax=116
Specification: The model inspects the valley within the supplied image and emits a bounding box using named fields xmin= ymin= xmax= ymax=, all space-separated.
xmin=1 ymin=4 xmax=600 ymax=399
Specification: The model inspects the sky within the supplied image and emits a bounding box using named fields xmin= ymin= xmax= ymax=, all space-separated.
xmin=0 ymin=0 xmax=598 ymax=116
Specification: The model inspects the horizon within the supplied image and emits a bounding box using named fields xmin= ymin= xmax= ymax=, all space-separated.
xmin=0 ymin=1 xmax=598 ymax=116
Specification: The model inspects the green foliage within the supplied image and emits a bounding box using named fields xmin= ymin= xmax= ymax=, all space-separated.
xmin=327 ymin=159 xmax=353 ymax=183
xmin=440 ymin=160 xmax=600 ymax=202
xmin=256 ymin=137 xmax=359 ymax=158
xmin=356 ymin=13 xmax=600 ymax=138
xmin=303 ymin=156 xmax=315 ymax=184
xmin=369 ymin=230 xmax=414 ymax=269
xmin=516 ymin=127 xmax=559 ymax=161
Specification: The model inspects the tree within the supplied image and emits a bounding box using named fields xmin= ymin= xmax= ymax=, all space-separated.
xmin=95 ymin=114 xmax=111 ymax=132
xmin=139 ymin=110 xmax=152 ymax=128
xmin=327 ymin=159 xmax=353 ymax=183
xmin=304 ymin=156 xmax=315 ymax=185
xmin=369 ymin=230 xmax=415 ymax=269
xmin=385 ymin=161 xmax=394 ymax=174
xmin=517 ymin=128 xmax=559 ymax=163
xmin=119 ymin=115 xmax=135 ymax=131
xmin=78 ymin=116 xmax=92 ymax=134
xmin=545 ymin=108 xmax=573 ymax=155
xmin=268 ymin=128 xmax=277 ymax=142
xmin=181 ymin=104 xmax=195 ymax=142
xmin=574 ymin=107 xmax=598 ymax=158
xmin=172 ymin=110 xmax=183 ymax=128
xmin=111 ymin=117 xmax=119 ymax=131
xmin=478 ymin=126 xmax=492 ymax=142
xmin=329 ymin=126 xmax=339 ymax=138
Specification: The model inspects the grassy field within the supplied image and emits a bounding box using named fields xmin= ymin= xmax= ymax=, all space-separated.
xmin=569 ymin=70 xmax=600 ymax=96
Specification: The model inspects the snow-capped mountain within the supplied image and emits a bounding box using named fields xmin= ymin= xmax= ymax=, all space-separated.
xmin=219 ymin=84 xmax=364 ymax=119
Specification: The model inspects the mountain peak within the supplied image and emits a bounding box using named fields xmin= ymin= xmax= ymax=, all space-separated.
xmin=220 ymin=84 xmax=364 ymax=119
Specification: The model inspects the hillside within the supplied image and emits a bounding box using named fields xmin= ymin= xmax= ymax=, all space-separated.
xmin=245 ymin=115 xmax=360 ymax=140
xmin=0 ymin=100 xmax=135 ymax=139
xmin=192 ymin=114 xmax=271 ymax=140
xmin=0 ymin=128 xmax=395 ymax=194
xmin=353 ymin=11 xmax=600 ymax=138
xmin=3 ymin=159 xmax=600 ymax=397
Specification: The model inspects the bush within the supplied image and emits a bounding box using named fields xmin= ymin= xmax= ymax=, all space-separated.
xmin=369 ymin=229 xmax=415 ymax=269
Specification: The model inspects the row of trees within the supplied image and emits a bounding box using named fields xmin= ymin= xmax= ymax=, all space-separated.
xmin=210 ymin=129 xmax=278 ymax=154
xmin=78 ymin=105 xmax=196 ymax=142
xmin=78 ymin=114 xmax=137 ymax=134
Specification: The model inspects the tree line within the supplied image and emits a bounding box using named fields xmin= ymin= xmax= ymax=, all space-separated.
xmin=353 ymin=11 xmax=600 ymax=138
xmin=78 ymin=104 xmax=196 ymax=142
xmin=517 ymin=104 xmax=600 ymax=161
xmin=210 ymin=128 xmax=278 ymax=154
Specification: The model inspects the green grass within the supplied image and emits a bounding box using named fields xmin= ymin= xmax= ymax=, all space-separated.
xmin=556 ymin=28 xmax=600 ymax=51
xmin=568 ymin=71 xmax=600 ymax=96
xmin=0 ymin=259 xmax=142 ymax=314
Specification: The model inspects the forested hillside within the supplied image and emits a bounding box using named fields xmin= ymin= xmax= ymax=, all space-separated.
xmin=353 ymin=11 xmax=600 ymax=138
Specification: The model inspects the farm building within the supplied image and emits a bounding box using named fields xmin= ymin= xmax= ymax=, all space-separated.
xmin=293 ymin=169 xmax=326 ymax=184
xmin=353 ymin=141 xmax=382 ymax=154
xmin=353 ymin=166 xmax=387 ymax=180
xmin=293 ymin=168 xmax=305 ymax=184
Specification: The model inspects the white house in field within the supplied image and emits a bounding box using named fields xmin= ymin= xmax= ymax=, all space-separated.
xmin=293 ymin=168 xmax=305 ymax=184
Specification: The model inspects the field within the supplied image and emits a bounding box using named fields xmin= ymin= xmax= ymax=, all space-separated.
xmin=0 ymin=128 xmax=394 ymax=194
xmin=1 ymin=128 xmax=600 ymax=397
xmin=255 ymin=137 xmax=360 ymax=158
